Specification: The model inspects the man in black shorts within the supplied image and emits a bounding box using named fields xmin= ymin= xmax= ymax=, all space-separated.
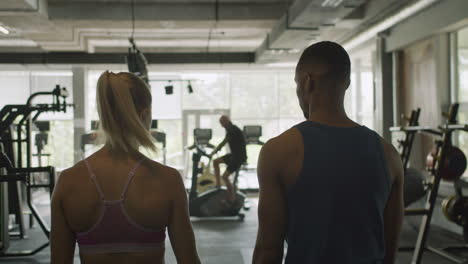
xmin=210 ymin=115 xmax=247 ymax=203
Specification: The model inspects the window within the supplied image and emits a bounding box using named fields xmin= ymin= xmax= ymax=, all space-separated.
xmin=458 ymin=27 xmax=468 ymax=102
xmin=230 ymin=73 xmax=279 ymax=119
xmin=31 ymin=71 xmax=74 ymax=120
xmin=345 ymin=72 xmax=358 ymax=120
xmin=360 ymin=71 xmax=375 ymax=129
xmin=0 ymin=71 xmax=30 ymax=109
xmin=0 ymin=71 xmax=74 ymax=170
xmin=456 ymin=27 xmax=468 ymax=167
xmin=87 ymin=71 xmax=101 ymax=122
xmin=150 ymin=74 xmax=182 ymax=120
xmin=156 ymin=119 xmax=183 ymax=169
xmin=348 ymin=52 xmax=375 ymax=130
xmin=181 ymin=73 xmax=229 ymax=110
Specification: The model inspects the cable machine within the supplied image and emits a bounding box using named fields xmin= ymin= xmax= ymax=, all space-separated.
xmin=0 ymin=85 xmax=72 ymax=257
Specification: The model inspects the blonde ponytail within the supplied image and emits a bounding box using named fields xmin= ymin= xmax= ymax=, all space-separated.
xmin=96 ymin=71 xmax=156 ymax=154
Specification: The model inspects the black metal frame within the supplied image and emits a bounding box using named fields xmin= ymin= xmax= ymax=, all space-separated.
xmin=392 ymin=104 xmax=468 ymax=264
xmin=390 ymin=108 xmax=421 ymax=169
xmin=187 ymin=144 xmax=213 ymax=201
xmin=241 ymin=125 xmax=264 ymax=176
xmin=0 ymin=85 xmax=70 ymax=257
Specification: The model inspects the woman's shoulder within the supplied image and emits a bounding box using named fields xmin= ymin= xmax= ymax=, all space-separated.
xmin=53 ymin=161 xmax=88 ymax=198
xmin=142 ymin=160 xmax=183 ymax=185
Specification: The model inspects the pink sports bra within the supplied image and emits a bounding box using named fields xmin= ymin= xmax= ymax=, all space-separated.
xmin=75 ymin=158 xmax=166 ymax=255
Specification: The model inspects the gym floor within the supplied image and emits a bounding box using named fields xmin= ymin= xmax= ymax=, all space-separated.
xmin=1 ymin=193 xmax=468 ymax=264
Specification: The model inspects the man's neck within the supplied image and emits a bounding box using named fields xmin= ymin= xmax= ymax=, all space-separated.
xmin=307 ymin=107 xmax=357 ymax=127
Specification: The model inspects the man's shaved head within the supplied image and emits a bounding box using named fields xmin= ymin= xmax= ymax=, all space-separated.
xmin=295 ymin=41 xmax=351 ymax=119
xmin=297 ymin=41 xmax=351 ymax=84
xmin=219 ymin=115 xmax=231 ymax=128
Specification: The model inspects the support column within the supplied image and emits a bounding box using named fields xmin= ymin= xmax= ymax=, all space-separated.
xmin=392 ymin=51 xmax=402 ymax=126
xmin=354 ymin=59 xmax=362 ymax=124
xmin=375 ymin=36 xmax=394 ymax=140
xmin=72 ymin=66 xmax=87 ymax=163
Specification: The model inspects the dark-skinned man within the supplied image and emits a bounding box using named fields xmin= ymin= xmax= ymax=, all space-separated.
xmin=253 ymin=41 xmax=404 ymax=264
xmin=210 ymin=115 xmax=247 ymax=206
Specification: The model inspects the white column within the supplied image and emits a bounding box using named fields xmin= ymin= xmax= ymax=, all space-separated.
xmin=72 ymin=66 xmax=87 ymax=163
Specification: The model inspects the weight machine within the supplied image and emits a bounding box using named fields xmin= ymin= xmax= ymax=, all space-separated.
xmin=391 ymin=103 xmax=468 ymax=264
xmin=187 ymin=128 xmax=245 ymax=220
xmin=0 ymin=85 xmax=71 ymax=257
xmin=32 ymin=121 xmax=51 ymax=167
xmin=241 ymin=125 xmax=264 ymax=172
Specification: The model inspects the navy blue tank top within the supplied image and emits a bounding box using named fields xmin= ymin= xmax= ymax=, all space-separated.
xmin=285 ymin=121 xmax=392 ymax=264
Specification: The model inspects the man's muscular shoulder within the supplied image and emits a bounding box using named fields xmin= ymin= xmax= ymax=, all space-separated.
xmin=262 ymin=128 xmax=302 ymax=168
xmin=379 ymin=137 xmax=403 ymax=184
xmin=259 ymin=127 xmax=303 ymax=188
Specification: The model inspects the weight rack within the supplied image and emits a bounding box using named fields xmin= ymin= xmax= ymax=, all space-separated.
xmin=391 ymin=104 xmax=468 ymax=264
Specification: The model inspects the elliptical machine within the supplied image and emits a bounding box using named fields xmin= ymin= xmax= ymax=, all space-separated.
xmin=188 ymin=128 xmax=245 ymax=220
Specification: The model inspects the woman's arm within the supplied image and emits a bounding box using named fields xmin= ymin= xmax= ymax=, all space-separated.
xmin=50 ymin=171 xmax=76 ymax=264
xmin=167 ymin=169 xmax=201 ymax=264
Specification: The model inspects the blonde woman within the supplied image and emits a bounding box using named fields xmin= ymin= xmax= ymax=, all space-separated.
xmin=50 ymin=71 xmax=200 ymax=264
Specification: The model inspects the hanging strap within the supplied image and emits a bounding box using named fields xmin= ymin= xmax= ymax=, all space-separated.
xmin=83 ymin=159 xmax=105 ymax=200
xmin=120 ymin=158 xmax=145 ymax=200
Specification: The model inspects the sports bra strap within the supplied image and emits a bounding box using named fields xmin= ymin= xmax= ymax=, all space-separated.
xmin=120 ymin=158 xmax=145 ymax=200
xmin=84 ymin=159 xmax=105 ymax=200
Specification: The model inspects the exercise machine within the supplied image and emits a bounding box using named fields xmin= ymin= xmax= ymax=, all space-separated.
xmin=187 ymin=128 xmax=245 ymax=220
xmin=241 ymin=125 xmax=264 ymax=172
xmin=392 ymin=108 xmax=429 ymax=207
xmin=150 ymin=120 xmax=167 ymax=165
xmin=391 ymin=103 xmax=468 ymax=264
xmin=189 ymin=128 xmax=216 ymax=194
xmin=0 ymin=153 xmax=33 ymax=255
xmin=33 ymin=121 xmax=51 ymax=167
xmin=0 ymin=85 xmax=71 ymax=257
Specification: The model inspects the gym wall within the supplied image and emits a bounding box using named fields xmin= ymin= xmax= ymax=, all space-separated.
xmin=398 ymin=37 xmax=446 ymax=170
xmin=390 ymin=7 xmax=464 ymax=234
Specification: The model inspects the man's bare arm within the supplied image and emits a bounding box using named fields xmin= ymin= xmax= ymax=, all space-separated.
xmin=211 ymin=138 xmax=227 ymax=156
xmin=382 ymin=140 xmax=404 ymax=264
xmin=253 ymin=139 xmax=288 ymax=264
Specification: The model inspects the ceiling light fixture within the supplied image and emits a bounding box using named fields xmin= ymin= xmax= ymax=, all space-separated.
xmin=165 ymin=81 xmax=174 ymax=95
xmin=0 ymin=25 xmax=10 ymax=35
xmin=187 ymin=81 xmax=194 ymax=94
xmin=321 ymin=0 xmax=344 ymax=8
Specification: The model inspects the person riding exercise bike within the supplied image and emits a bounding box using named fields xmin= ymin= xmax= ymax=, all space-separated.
xmin=209 ymin=116 xmax=247 ymax=206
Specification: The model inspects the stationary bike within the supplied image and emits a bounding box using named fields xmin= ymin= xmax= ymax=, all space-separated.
xmin=187 ymin=128 xmax=245 ymax=220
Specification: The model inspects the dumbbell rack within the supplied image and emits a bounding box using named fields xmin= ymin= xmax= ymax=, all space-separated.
xmin=396 ymin=108 xmax=421 ymax=169
xmin=443 ymin=124 xmax=468 ymax=260
xmin=392 ymin=104 xmax=468 ymax=264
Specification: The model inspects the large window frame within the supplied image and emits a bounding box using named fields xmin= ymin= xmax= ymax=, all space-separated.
xmin=451 ymin=26 xmax=468 ymax=177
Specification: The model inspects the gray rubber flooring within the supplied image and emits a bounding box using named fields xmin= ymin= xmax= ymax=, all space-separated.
xmin=2 ymin=197 xmax=468 ymax=264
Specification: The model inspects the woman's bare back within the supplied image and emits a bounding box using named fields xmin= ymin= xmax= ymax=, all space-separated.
xmin=57 ymin=148 xmax=178 ymax=264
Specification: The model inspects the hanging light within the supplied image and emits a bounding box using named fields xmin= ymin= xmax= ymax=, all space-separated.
xmin=0 ymin=25 xmax=9 ymax=35
xmin=187 ymin=81 xmax=194 ymax=94
xmin=165 ymin=81 xmax=174 ymax=95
